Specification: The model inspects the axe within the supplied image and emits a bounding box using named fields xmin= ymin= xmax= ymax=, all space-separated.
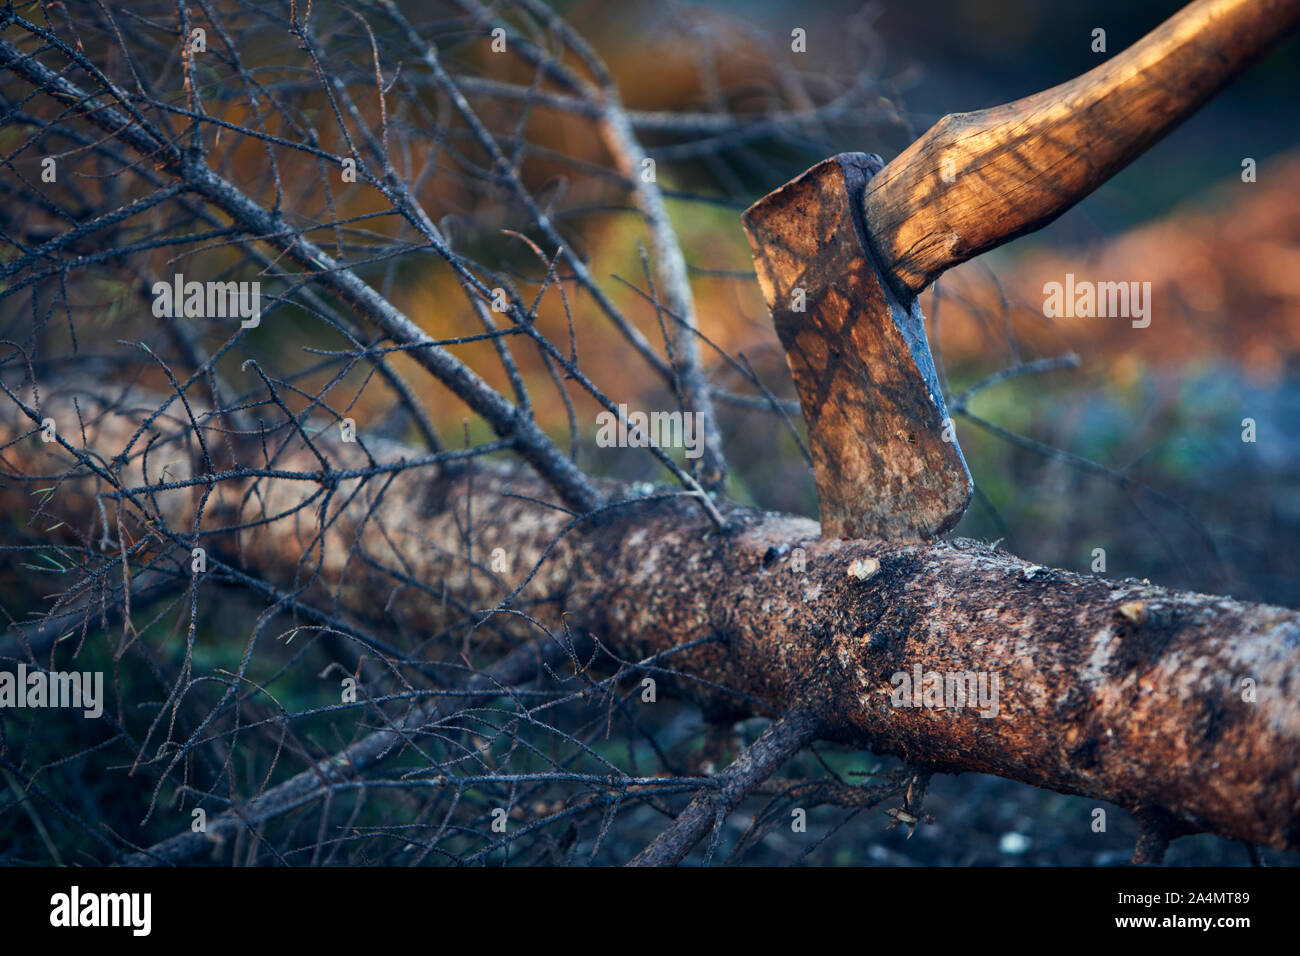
xmin=743 ymin=0 xmax=1300 ymax=541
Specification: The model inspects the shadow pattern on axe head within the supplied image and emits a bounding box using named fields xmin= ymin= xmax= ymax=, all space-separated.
xmin=743 ymin=152 xmax=972 ymax=542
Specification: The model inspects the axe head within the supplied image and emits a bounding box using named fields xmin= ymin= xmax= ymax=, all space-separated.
xmin=742 ymin=153 xmax=971 ymax=541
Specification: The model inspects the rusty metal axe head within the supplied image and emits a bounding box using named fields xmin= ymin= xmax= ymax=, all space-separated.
xmin=742 ymin=152 xmax=971 ymax=542
xmin=740 ymin=2 xmax=1300 ymax=541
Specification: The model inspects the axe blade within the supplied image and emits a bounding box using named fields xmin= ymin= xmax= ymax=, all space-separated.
xmin=742 ymin=152 xmax=971 ymax=541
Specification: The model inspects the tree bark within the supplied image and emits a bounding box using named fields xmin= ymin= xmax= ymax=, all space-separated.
xmin=3 ymin=387 xmax=1299 ymax=851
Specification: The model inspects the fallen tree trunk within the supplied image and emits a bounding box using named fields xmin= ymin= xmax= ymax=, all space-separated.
xmin=3 ymin=386 xmax=1299 ymax=856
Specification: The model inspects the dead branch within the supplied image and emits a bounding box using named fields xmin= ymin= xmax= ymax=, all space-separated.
xmin=118 ymin=636 xmax=576 ymax=865
xmin=3 ymin=388 xmax=1298 ymax=856
xmin=629 ymin=708 xmax=821 ymax=865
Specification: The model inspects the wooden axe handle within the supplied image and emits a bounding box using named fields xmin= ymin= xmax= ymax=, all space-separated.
xmin=863 ymin=0 xmax=1300 ymax=296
